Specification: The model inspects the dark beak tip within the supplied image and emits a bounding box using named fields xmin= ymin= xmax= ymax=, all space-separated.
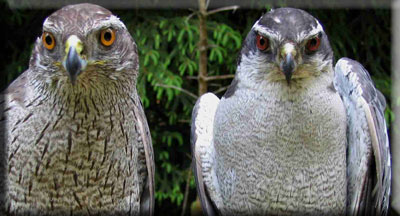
xmin=70 ymin=76 xmax=77 ymax=85
xmin=65 ymin=47 xmax=82 ymax=83
xmin=281 ymin=54 xmax=295 ymax=85
xmin=281 ymin=64 xmax=294 ymax=84
xmin=285 ymin=74 xmax=291 ymax=85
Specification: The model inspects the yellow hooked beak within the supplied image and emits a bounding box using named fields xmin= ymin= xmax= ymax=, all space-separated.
xmin=63 ymin=35 xmax=86 ymax=84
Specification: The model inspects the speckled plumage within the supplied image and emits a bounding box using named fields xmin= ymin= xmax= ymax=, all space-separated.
xmin=212 ymin=75 xmax=347 ymax=215
xmin=0 ymin=4 xmax=154 ymax=216
xmin=191 ymin=8 xmax=390 ymax=216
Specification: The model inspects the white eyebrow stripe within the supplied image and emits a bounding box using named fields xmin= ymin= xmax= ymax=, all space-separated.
xmin=297 ymin=20 xmax=324 ymax=42
xmin=42 ymin=15 xmax=126 ymax=37
xmin=252 ymin=20 xmax=280 ymax=41
xmin=96 ymin=15 xmax=126 ymax=30
xmin=87 ymin=15 xmax=127 ymax=34
xmin=42 ymin=17 xmax=63 ymax=35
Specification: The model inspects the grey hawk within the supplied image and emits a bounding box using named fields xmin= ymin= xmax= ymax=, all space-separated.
xmin=0 ymin=3 xmax=154 ymax=216
xmin=191 ymin=8 xmax=391 ymax=216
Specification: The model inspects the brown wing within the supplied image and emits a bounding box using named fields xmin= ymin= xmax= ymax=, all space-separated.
xmin=0 ymin=70 xmax=30 ymax=210
xmin=133 ymin=98 xmax=155 ymax=216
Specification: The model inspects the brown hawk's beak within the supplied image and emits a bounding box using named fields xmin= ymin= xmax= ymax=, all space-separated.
xmin=63 ymin=35 xmax=86 ymax=85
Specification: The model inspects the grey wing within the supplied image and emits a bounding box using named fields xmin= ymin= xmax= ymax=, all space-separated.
xmin=334 ymin=58 xmax=391 ymax=216
xmin=133 ymin=98 xmax=155 ymax=216
xmin=191 ymin=93 xmax=220 ymax=216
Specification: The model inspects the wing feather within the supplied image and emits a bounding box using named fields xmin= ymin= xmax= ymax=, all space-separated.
xmin=334 ymin=57 xmax=391 ymax=216
xmin=191 ymin=93 xmax=220 ymax=216
xmin=133 ymin=99 xmax=155 ymax=216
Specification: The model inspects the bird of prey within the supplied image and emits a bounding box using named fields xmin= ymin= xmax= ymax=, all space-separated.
xmin=0 ymin=3 xmax=154 ymax=216
xmin=191 ymin=8 xmax=391 ymax=216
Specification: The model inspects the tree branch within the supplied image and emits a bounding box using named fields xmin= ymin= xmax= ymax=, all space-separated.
xmin=198 ymin=0 xmax=208 ymax=95
xmin=155 ymin=84 xmax=198 ymax=99
xmin=186 ymin=74 xmax=235 ymax=81
xmin=205 ymin=74 xmax=235 ymax=81
xmin=213 ymin=85 xmax=230 ymax=95
xmin=180 ymin=167 xmax=192 ymax=216
xmin=186 ymin=9 xmax=198 ymax=21
xmin=207 ymin=5 xmax=240 ymax=16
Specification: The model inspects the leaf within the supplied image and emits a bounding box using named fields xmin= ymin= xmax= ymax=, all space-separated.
xmin=178 ymin=63 xmax=187 ymax=75
xmin=177 ymin=29 xmax=186 ymax=43
xmin=155 ymin=34 xmax=161 ymax=49
xmin=159 ymin=20 xmax=167 ymax=28
xmin=143 ymin=54 xmax=150 ymax=66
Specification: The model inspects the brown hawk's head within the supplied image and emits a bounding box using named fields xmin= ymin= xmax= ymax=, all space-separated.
xmin=29 ymin=3 xmax=138 ymax=90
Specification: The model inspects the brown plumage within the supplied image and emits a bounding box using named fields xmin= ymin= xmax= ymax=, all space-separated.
xmin=0 ymin=3 xmax=154 ymax=215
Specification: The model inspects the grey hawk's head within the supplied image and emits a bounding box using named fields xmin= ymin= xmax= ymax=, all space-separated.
xmin=29 ymin=3 xmax=138 ymax=90
xmin=237 ymin=8 xmax=333 ymax=86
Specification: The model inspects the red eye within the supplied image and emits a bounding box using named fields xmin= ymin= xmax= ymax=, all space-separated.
xmin=256 ymin=35 xmax=269 ymax=51
xmin=306 ymin=36 xmax=321 ymax=53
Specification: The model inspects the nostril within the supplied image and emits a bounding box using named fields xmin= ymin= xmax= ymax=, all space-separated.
xmin=78 ymin=47 xmax=84 ymax=55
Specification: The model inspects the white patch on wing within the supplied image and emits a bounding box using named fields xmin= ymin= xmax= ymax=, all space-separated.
xmin=193 ymin=93 xmax=223 ymax=209
xmin=336 ymin=59 xmax=352 ymax=76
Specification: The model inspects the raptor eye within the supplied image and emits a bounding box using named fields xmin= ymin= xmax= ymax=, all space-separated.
xmin=306 ymin=36 xmax=321 ymax=53
xmin=100 ymin=28 xmax=116 ymax=47
xmin=256 ymin=35 xmax=269 ymax=51
xmin=42 ymin=32 xmax=55 ymax=50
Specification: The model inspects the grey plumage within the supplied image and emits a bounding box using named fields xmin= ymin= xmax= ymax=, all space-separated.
xmin=334 ymin=58 xmax=390 ymax=215
xmin=0 ymin=3 xmax=154 ymax=215
xmin=191 ymin=8 xmax=390 ymax=216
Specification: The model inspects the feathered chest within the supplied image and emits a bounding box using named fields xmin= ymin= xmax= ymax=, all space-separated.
xmin=214 ymin=80 xmax=347 ymax=162
xmin=6 ymin=91 xmax=143 ymax=213
xmin=211 ymin=81 xmax=348 ymax=214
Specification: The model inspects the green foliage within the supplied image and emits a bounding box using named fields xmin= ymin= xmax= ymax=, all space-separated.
xmin=118 ymin=11 xmax=243 ymax=211
xmin=0 ymin=5 xmax=51 ymax=89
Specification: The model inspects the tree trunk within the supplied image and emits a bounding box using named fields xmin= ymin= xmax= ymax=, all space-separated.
xmin=198 ymin=0 xmax=208 ymax=96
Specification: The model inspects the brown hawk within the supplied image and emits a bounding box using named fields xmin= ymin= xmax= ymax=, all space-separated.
xmin=0 ymin=3 xmax=154 ymax=216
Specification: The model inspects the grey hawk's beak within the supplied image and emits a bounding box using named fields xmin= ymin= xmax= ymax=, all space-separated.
xmin=280 ymin=43 xmax=297 ymax=84
xmin=63 ymin=35 xmax=86 ymax=85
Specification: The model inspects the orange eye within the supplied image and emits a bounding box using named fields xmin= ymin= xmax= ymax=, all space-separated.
xmin=256 ymin=34 xmax=269 ymax=51
xmin=100 ymin=28 xmax=116 ymax=46
xmin=42 ymin=32 xmax=55 ymax=50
